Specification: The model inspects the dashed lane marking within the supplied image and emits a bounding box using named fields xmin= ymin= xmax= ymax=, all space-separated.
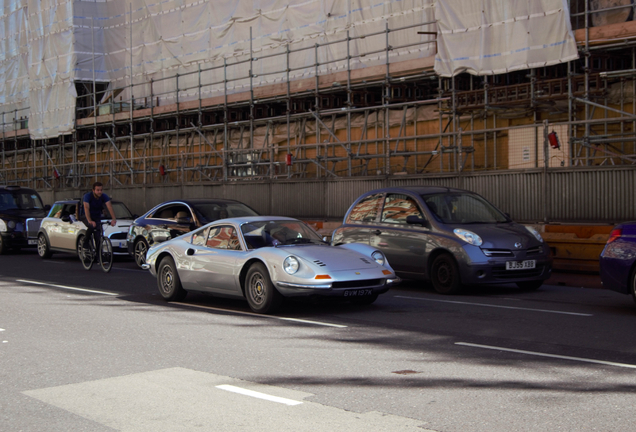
xmin=216 ymin=385 xmax=303 ymax=406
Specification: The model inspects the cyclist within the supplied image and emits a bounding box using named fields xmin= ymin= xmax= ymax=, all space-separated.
xmin=81 ymin=182 xmax=116 ymax=251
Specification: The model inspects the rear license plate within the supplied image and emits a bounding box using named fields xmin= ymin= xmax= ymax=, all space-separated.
xmin=506 ymin=260 xmax=536 ymax=270
xmin=28 ymin=239 xmax=37 ymax=245
xmin=343 ymin=289 xmax=373 ymax=297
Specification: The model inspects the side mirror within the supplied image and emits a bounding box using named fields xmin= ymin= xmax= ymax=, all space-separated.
xmin=44 ymin=204 xmax=51 ymax=211
xmin=61 ymin=215 xmax=71 ymax=223
xmin=186 ymin=248 xmax=195 ymax=256
xmin=406 ymin=215 xmax=430 ymax=228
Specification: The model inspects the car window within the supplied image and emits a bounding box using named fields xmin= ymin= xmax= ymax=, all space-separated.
xmin=381 ymin=194 xmax=423 ymax=224
xmin=206 ymin=225 xmax=242 ymax=250
xmin=346 ymin=194 xmax=383 ymax=223
xmin=191 ymin=227 xmax=210 ymax=246
xmin=150 ymin=204 xmax=191 ymax=220
xmin=102 ymin=202 xmax=133 ymax=219
xmin=194 ymin=202 xmax=258 ymax=223
xmin=0 ymin=191 xmax=45 ymax=211
xmin=48 ymin=203 xmax=64 ymax=218
xmin=422 ymin=193 xmax=507 ymax=223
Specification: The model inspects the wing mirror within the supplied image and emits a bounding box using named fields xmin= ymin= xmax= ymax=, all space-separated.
xmin=406 ymin=215 xmax=430 ymax=228
xmin=61 ymin=215 xmax=71 ymax=223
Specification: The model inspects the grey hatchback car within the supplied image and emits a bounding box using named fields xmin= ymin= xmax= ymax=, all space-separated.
xmin=331 ymin=186 xmax=552 ymax=294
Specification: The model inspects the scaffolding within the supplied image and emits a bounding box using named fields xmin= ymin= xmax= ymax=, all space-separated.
xmin=2 ymin=1 xmax=636 ymax=190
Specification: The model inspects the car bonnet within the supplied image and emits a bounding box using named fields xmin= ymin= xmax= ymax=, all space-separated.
xmin=281 ymin=245 xmax=380 ymax=271
xmin=458 ymin=222 xmax=539 ymax=249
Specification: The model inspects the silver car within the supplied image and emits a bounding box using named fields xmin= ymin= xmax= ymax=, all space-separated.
xmin=143 ymin=216 xmax=400 ymax=314
xmin=332 ymin=186 xmax=552 ymax=294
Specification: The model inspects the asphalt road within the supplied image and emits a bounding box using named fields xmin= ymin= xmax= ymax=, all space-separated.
xmin=2 ymin=250 xmax=636 ymax=431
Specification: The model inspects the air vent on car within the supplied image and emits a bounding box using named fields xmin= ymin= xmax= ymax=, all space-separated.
xmin=314 ymin=260 xmax=326 ymax=267
xmin=360 ymin=258 xmax=372 ymax=264
xmin=481 ymin=249 xmax=514 ymax=257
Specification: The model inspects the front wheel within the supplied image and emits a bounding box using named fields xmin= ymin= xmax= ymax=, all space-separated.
xmin=157 ymin=256 xmax=187 ymax=301
xmin=244 ymin=262 xmax=282 ymax=314
xmin=99 ymin=237 xmax=113 ymax=273
xmin=516 ymin=280 xmax=543 ymax=291
xmin=630 ymin=268 xmax=636 ymax=305
xmin=430 ymin=253 xmax=462 ymax=294
xmin=134 ymin=239 xmax=149 ymax=269
xmin=37 ymin=234 xmax=52 ymax=259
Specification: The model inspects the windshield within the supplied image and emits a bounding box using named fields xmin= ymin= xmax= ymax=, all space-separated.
xmin=240 ymin=220 xmax=324 ymax=249
xmin=0 ymin=191 xmax=45 ymax=211
xmin=102 ymin=202 xmax=133 ymax=219
xmin=421 ymin=193 xmax=508 ymax=224
xmin=195 ymin=202 xmax=258 ymax=223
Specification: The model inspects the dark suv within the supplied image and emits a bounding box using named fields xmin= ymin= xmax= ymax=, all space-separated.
xmin=0 ymin=185 xmax=50 ymax=254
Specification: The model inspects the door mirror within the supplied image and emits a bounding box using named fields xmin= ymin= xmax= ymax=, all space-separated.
xmin=61 ymin=215 xmax=71 ymax=223
xmin=406 ymin=215 xmax=430 ymax=228
xmin=44 ymin=204 xmax=51 ymax=211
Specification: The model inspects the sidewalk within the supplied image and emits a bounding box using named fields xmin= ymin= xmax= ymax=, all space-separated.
xmin=545 ymin=271 xmax=603 ymax=290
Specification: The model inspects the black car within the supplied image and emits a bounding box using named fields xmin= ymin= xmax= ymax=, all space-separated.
xmin=0 ymin=185 xmax=50 ymax=254
xmin=331 ymin=186 xmax=552 ymax=294
xmin=127 ymin=198 xmax=259 ymax=268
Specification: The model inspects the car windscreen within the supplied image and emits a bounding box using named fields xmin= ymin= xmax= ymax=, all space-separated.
xmin=421 ymin=193 xmax=508 ymax=224
xmin=103 ymin=202 xmax=133 ymax=219
xmin=0 ymin=191 xmax=45 ymax=211
xmin=194 ymin=202 xmax=258 ymax=223
xmin=240 ymin=220 xmax=324 ymax=249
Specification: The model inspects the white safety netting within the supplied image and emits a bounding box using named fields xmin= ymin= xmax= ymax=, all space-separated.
xmin=434 ymin=0 xmax=579 ymax=77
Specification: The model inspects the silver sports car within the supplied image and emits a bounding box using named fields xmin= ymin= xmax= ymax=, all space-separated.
xmin=143 ymin=216 xmax=400 ymax=313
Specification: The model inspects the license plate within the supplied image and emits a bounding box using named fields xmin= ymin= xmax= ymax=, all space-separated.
xmin=343 ymin=289 xmax=373 ymax=297
xmin=506 ymin=260 xmax=536 ymax=270
xmin=28 ymin=239 xmax=37 ymax=245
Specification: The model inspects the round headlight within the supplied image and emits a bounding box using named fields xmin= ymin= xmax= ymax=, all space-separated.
xmin=0 ymin=219 xmax=6 ymax=232
xmin=7 ymin=220 xmax=16 ymax=230
xmin=371 ymin=250 xmax=385 ymax=266
xmin=453 ymin=228 xmax=483 ymax=246
xmin=283 ymin=256 xmax=299 ymax=274
xmin=525 ymin=225 xmax=544 ymax=243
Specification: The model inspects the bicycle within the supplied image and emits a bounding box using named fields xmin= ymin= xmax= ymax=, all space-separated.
xmin=79 ymin=221 xmax=114 ymax=272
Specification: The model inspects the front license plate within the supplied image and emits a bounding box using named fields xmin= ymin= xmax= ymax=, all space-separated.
xmin=28 ymin=239 xmax=37 ymax=245
xmin=506 ymin=260 xmax=536 ymax=270
xmin=343 ymin=289 xmax=373 ymax=297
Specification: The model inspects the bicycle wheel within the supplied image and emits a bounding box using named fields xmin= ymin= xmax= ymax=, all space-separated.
xmin=99 ymin=237 xmax=114 ymax=273
xmin=80 ymin=237 xmax=95 ymax=270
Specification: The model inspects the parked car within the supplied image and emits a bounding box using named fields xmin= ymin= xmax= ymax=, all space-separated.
xmin=143 ymin=216 xmax=399 ymax=313
xmin=128 ymin=198 xmax=259 ymax=268
xmin=331 ymin=186 xmax=552 ymax=294
xmin=0 ymin=185 xmax=50 ymax=254
xmin=37 ymin=199 xmax=136 ymax=259
xmin=599 ymin=223 xmax=636 ymax=303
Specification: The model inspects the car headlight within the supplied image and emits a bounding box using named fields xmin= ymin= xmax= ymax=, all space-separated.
xmin=525 ymin=225 xmax=544 ymax=243
xmin=453 ymin=228 xmax=483 ymax=246
xmin=0 ymin=219 xmax=6 ymax=232
xmin=7 ymin=220 xmax=15 ymax=230
xmin=371 ymin=250 xmax=385 ymax=266
xmin=283 ymin=256 xmax=299 ymax=274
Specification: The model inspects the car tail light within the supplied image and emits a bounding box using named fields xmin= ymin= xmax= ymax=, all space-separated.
xmin=608 ymin=228 xmax=622 ymax=243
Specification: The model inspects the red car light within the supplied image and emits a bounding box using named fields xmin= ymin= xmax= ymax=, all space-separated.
xmin=608 ymin=228 xmax=622 ymax=243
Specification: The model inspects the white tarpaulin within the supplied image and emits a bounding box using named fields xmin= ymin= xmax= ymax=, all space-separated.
xmin=434 ymin=0 xmax=579 ymax=77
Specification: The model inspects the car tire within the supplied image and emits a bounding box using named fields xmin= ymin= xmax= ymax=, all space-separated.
xmin=37 ymin=233 xmax=52 ymax=259
xmin=0 ymin=235 xmax=6 ymax=255
xmin=516 ymin=280 xmax=543 ymax=291
xmin=245 ymin=262 xmax=282 ymax=314
xmin=630 ymin=268 xmax=636 ymax=305
xmin=157 ymin=256 xmax=187 ymax=301
xmin=349 ymin=293 xmax=379 ymax=305
xmin=134 ymin=238 xmax=149 ymax=269
xmin=430 ymin=253 xmax=462 ymax=294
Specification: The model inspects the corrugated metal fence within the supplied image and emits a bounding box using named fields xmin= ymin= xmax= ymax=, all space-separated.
xmin=38 ymin=167 xmax=636 ymax=224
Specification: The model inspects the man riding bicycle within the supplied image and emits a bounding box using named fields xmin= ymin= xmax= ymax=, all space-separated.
xmin=81 ymin=182 xmax=116 ymax=250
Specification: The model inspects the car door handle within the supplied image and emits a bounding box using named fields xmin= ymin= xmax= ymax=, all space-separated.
xmin=373 ymin=230 xmax=382 ymax=236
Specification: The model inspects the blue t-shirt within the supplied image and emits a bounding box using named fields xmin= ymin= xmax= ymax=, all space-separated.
xmin=82 ymin=191 xmax=111 ymax=221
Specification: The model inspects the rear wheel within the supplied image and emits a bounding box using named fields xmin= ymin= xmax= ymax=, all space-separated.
xmin=134 ymin=239 xmax=149 ymax=269
xmin=157 ymin=256 xmax=187 ymax=301
xmin=516 ymin=280 xmax=543 ymax=291
xmin=630 ymin=268 xmax=636 ymax=305
xmin=430 ymin=253 xmax=462 ymax=294
xmin=99 ymin=238 xmax=113 ymax=273
xmin=37 ymin=233 xmax=52 ymax=259
xmin=245 ymin=262 xmax=282 ymax=314
xmin=80 ymin=236 xmax=94 ymax=270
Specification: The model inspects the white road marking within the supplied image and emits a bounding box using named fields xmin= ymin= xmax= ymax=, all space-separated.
xmin=0 ymin=328 xmax=4 ymax=331
xmin=177 ymin=302 xmax=347 ymax=328
xmin=216 ymin=384 xmax=303 ymax=406
xmin=456 ymin=342 xmax=636 ymax=369
xmin=395 ymin=295 xmax=592 ymax=316
xmin=16 ymin=279 xmax=118 ymax=296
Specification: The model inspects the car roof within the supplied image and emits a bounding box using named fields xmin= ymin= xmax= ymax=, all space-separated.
xmin=52 ymin=199 xmax=125 ymax=205
xmin=0 ymin=185 xmax=39 ymax=193
xmin=363 ymin=186 xmax=470 ymax=196
xmin=154 ymin=198 xmax=247 ymax=206
xmin=211 ymin=216 xmax=298 ymax=225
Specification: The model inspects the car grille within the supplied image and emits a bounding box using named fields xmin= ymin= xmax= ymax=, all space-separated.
xmin=332 ymin=279 xmax=384 ymax=289
xmin=481 ymin=248 xmax=514 ymax=257
xmin=26 ymin=218 xmax=42 ymax=238
xmin=109 ymin=232 xmax=127 ymax=240
xmin=492 ymin=266 xmax=545 ymax=279
xmin=526 ymin=246 xmax=543 ymax=255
